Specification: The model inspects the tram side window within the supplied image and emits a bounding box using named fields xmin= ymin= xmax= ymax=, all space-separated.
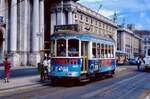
xmin=92 ymin=43 xmax=96 ymax=58
xmin=97 ymin=44 xmax=100 ymax=58
xmin=51 ymin=40 xmax=55 ymax=57
xmin=57 ymin=39 xmax=66 ymax=57
xmin=108 ymin=45 xmax=111 ymax=58
xmin=105 ymin=44 xmax=108 ymax=58
xmin=111 ymin=45 xmax=114 ymax=58
xmin=101 ymin=44 xmax=104 ymax=58
xmin=148 ymin=49 xmax=150 ymax=56
xmin=68 ymin=39 xmax=79 ymax=57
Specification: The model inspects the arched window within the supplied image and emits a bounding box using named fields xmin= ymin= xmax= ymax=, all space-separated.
xmin=68 ymin=39 xmax=79 ymax=57
xmin=57 ymin=39 xmax=66 ymax=57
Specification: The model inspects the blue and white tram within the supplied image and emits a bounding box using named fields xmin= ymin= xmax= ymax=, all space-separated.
xmin=144 ymin=48 xmax=150 ymax=70
xmin=49 ymin=32 xmax=116 ymax=82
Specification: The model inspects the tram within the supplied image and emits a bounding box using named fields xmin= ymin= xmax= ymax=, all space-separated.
xmin=48 ymin=25 xmax=116 ymax=83
xmin=144 ymin=48 xmax=150 ymax=70
xmin=116 ymin=51 xmax=127 ymax=65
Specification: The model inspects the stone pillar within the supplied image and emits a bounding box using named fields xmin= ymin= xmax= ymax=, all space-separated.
xmin=39 ymin=0 xmax=44 ymax=53
xmin=33 ymin=0 xmax=39 ymax=51
xmin=72 ymin=12 xmax=76 ymax=24
xmin=30 ymin=0 xmax=40 ymax=65
xmin=22 ymin=0 xmax=28 ymax=65
xmin=10 ymin=0 xmax=17 ymax=52
xmin=10 ymin=0 xmax=20 ymax=67
xmin=56 ymin=0 xmax=64 ymax=25
xmin=68 ymin=11 xmax=73 ymax=24
xmin=57 ymin=12 xmax=64 ymax=25
xmin=51 ymin=12 xmax=56 ymax=34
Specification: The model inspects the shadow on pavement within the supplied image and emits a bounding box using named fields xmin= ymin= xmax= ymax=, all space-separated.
xmin=0 ymin=68 xmax=39 ymax=79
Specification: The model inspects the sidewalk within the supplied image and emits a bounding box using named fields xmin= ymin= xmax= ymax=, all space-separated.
xmin=0 ymin=66 xmax=127 ymax=94
xmin=0 ymin=66 xmax=49 ymax=94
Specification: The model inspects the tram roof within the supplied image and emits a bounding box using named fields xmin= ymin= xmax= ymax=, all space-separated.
xmin=51 ymin=32 xmax=115 ymax=45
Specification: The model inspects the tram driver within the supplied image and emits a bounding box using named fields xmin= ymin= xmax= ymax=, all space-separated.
xmin=68 ymin=46 xmax=77 ymax=57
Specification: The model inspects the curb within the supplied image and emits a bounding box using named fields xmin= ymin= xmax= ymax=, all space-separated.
xmin=0 ymin=81 xmax=50 ymax=97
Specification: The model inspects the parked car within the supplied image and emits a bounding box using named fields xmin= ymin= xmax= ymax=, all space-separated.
xmin=128 ymin=58 xmax=138 ymax=65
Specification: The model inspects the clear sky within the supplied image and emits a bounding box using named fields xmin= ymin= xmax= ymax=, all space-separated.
xmin=78 ymin=0 xmax=150 ymax=30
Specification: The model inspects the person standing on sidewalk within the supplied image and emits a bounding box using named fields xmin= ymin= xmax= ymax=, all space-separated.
xmin=3 ymin=57 xmax=11 ymax=83
xmin=37 ymin=62 xmax=45 ymax=81
xmin=43 ymin=57 xmax=48 ymax=79
xmin=137 ymin=57 xmax=141 ymax=71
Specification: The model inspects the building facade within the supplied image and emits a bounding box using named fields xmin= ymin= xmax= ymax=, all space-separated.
xmin=50 ymin=1 xmax=117 ymax=42
xmin=0 ymin=0 xmax=45 ymax=66
xmin=0 ymin=0 xmax=117 ymax=66
xmin=117 ymin=27 xmax=142 ymax=58
xmin=135 ymin=30 xmax=150 ymax=57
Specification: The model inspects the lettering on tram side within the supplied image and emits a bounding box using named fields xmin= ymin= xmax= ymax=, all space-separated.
xmin=101 ymin=59 xmax=112 ymax=66
xmin=52 ymin=58 xmax=79 ymax=65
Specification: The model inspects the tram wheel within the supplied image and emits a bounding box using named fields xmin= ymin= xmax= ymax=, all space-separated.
xmin=51 ymin=79 xmax=58 ymax=86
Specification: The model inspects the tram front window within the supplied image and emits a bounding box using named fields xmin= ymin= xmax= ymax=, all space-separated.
xmin=57 ymin=39 xmax=66 ymax=57
xmin=68 ymin=39 xmax=79 ymax=57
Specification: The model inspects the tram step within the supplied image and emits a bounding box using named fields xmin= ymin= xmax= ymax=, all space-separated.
xmin=80 ymin=78 xmax=90 ymax=82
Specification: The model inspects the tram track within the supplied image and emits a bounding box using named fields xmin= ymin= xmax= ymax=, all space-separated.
xmin=1 ymin=67 xmax=149 ymax=99
xmin=81 ymin=73 xmax=145 ymax=98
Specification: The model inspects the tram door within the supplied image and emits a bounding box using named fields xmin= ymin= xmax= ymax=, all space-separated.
xmin=81 ymin=41 xmax=88 ymax=75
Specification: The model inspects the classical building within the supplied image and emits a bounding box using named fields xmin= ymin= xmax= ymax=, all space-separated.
xmin=0 ymin=0 xmax=117 ymax=66
xmin=50 ymin=1 xmax=117 ymax=41
xmin=134 ymin=30 xmax=150 ymax=57
xmin=117 ymin=26 xmax=142 ymax=58
xmin=0 ymin=0 xmax=45 ymax=66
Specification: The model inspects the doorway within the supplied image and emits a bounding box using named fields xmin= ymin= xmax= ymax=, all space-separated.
xmin=81 ymin=41 xmax=88 ymax=74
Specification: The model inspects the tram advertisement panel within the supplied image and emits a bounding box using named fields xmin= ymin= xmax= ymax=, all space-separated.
xmin=50 ymin=58 xmax=81 ymax=77
xmin=88 ymin=59 xmax=115 ymax=73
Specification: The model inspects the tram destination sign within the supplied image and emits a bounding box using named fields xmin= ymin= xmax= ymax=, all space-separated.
xmin=54 ymin=24 xmax=80 ymax=33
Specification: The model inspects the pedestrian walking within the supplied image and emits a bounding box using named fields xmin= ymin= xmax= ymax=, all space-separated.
xmin=137 ymin=57 xmax=141 ymax=71
xmin=43 ymin=57 xmax=48 ymax=79
xmin=37 ymin=62 xmax=45 ymax=81
xmin=47 ymin=57 xmax=51 ymax=73
xmin=3 ymin=57 xmax=11 ymax=83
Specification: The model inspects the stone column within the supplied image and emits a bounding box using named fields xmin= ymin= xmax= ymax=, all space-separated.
xmin=22 ymin=0 xmax=28 ymax=65
xmin=72 ymin=12 xmax=76 ymax=24
xmin=40 ymin=0 xmax=44 ymax=52
xmin=30 ymin=0 xmax=40 ymax=65
xmin=32 ymin=0 xmax=39 ymax=52
xmin=10 ymin=0 xmax=17 ymax=52
xmin=51 ymin=12 xmax=56 ymax=34
xmin=56 ymin=0 xmax=64 ymax=25
xmin=10 ymin=0 xmax=20 ymax=66
xmin=68 ymin=11 xmax=73 ymax=24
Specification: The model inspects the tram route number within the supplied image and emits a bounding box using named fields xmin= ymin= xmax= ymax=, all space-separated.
xmin=53 ymin=59 xmax=78 ymax=65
